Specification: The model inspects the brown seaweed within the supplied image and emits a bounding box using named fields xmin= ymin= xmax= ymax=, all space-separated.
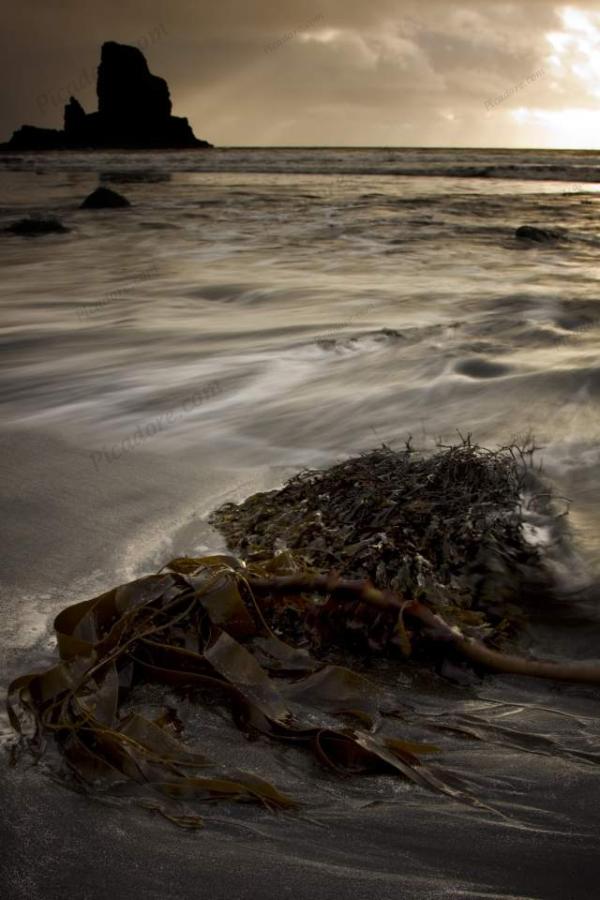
xmin=8 ymin=555 xmax=472 ymax=828
xmin=9 ymin=443 xmax=596 ymax=828
xmin=209 ymin=441 xmax=551 ymax=654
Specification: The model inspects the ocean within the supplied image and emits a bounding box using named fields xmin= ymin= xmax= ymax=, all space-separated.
xmin=1 ymin=147 xmax=600 ymax=899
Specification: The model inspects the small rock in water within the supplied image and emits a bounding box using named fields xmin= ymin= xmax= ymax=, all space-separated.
xmin=455 ymin=357 xmax=512 ymax=379
xmin=6 ymin=216 xmax=70 ymax=236
xmin=380 ymin=328 xmax=404 ymax=339
xmin=515 ymin=225 xmax=561 ymax=243
xmin=80 ymin=187 xmax=131 ymax=209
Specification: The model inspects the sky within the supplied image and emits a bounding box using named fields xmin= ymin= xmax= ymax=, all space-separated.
xmin=2 ymin=1 xmax=600 ymax=148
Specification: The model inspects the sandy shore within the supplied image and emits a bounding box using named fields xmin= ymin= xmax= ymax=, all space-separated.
xmin=2 ymin=426 xmax=600 ymax=900
xmin=0 ymin=428 xmax=283 ymax=710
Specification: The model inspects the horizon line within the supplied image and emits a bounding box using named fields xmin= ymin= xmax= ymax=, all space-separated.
xmin=2 ymin=144 xmax=599 ymax=153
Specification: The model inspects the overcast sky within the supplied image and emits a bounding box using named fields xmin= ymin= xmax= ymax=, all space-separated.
xmin=2 ymin=1 xmax=600 ymax=147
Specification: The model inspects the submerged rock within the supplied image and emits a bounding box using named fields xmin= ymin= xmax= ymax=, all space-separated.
xmin=5 ymin=216 xmax=70 ymax=235
xmin=455 ymin=357 xmax=512 ymax=379
xmin=80 ymin=187 xmax=130 ymax=209
xmin=515 ymin=225 xmax=562 ymax=243
xmin=3 ymin=41 xmax=212 ymax=151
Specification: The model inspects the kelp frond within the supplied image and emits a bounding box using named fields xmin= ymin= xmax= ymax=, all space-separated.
xmin=8 ymin=443 xmax=592 ymax=827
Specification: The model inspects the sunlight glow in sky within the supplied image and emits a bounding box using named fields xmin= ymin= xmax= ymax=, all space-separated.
xmin=499 ymin=5 xmax=600 ymax=147
xmin=291 ymin=3 xmax=600 ymax=148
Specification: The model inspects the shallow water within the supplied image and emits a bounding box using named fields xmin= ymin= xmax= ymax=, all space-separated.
xmin=1 ymin=148 xmax=600 ymax=898
xmin=2 ymin=149 xmax=600 ymax=554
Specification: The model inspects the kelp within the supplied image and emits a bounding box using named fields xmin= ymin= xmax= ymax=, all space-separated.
xmin=210 ymin=441 xmax=552 ymax=656
xmin=8 ymin=555 xmax=487 ymax=828
xmin=10 ymin=443 xmax=595 ymax=827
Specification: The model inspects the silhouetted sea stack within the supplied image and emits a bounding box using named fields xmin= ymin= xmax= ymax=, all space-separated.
xmin=3 ymin=41 xmax=212 ymax=151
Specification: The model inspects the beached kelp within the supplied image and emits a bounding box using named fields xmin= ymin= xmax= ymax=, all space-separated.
xmin=11 ymin=443 xmax=596 ymax=827
xmin=210 ymin=442 xmax=550 ymax=655
xmin=9 ymin=554 xmax=484 ymax=828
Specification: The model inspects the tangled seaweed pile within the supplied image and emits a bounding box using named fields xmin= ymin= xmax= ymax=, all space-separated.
xmin=8 ymin=554 xmax=483 ymax=829
xmin=211 ymin=442 xmax=550 ymax=656
xmin=10 ymin=442 xmax=577 ymax=828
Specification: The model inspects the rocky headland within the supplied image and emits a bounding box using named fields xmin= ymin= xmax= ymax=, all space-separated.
xmin=3 ymin=41 xmax=212 ymax=150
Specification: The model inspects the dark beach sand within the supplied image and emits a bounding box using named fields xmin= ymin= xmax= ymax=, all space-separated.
xmin=2 ymin=429 xmax=600 ymax=900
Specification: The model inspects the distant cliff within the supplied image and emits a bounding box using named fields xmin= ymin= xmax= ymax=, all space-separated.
xmin=3 ymin=41 xmax=212 ymax=150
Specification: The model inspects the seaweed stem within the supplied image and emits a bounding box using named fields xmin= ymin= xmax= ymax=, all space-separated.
xmin=247 ymin=575 xmax=600 ymax=685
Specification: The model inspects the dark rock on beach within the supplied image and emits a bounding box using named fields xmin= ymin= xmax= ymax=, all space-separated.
xmin=5 ymin=216 xmax=70 ymax=235
xmin=515 ymin=225 xmax=562 ymax=243
xmin=3 ymin=41 xmax=212 ymax=151
xmin=80 ymin=186 xmax=130 ymax=209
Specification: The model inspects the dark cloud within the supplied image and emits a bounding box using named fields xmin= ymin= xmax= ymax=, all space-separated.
xmin=1 ymin=1 xmax=599 ymax=146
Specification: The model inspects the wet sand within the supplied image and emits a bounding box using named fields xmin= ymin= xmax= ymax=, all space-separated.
xmin=3 ymin=762 xmax=600 ymax=900
xmin=2 ymin=428 xmax=600 ymax=900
